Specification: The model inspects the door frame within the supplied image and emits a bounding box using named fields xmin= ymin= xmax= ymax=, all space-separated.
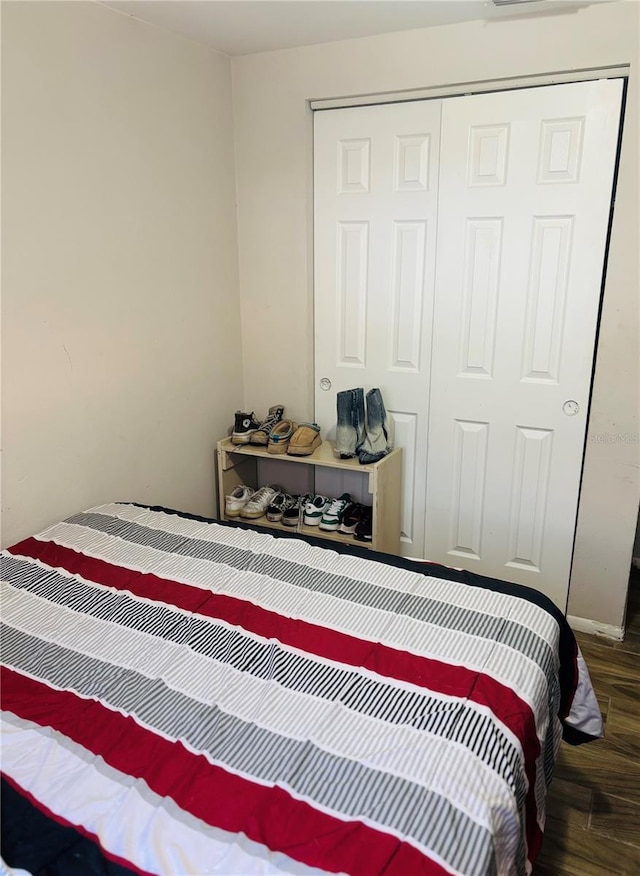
xmin=310 ymin=65 xmax=629 ymax=111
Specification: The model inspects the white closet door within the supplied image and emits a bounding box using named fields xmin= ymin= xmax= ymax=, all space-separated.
xmin=425 ymin=79 xmax=623 ymax=608
xmin=314 ymin=101 xmax=442 ymax=556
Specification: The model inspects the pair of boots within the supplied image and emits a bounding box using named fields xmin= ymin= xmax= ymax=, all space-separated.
xmin=336 ymin=387 xmax=393 ymax=465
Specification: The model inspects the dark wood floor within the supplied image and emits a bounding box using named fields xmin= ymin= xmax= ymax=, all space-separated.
xmin=534 ymin=565 xmax=640 ymax=875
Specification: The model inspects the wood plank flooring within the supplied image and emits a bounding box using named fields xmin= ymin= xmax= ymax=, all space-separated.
xmin=534 ymin=566 xmax=640 ymax=875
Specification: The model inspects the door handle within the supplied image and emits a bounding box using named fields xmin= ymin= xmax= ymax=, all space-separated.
xmin=562 ymin=400 xmax=580 ymax=416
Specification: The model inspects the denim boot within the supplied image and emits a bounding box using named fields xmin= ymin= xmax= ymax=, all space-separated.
xmin=335 ymin=388 xmax=365 ymax=458
xmin=358 ymin=388 xmax=394 ymax=464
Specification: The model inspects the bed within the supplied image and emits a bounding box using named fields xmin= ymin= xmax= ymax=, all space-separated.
xmin=1 ymin=502 xmax=602 ymax=876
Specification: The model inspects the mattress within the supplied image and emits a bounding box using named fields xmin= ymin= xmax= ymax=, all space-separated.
xmin=0 ymin=502 xmax=602 ymax=876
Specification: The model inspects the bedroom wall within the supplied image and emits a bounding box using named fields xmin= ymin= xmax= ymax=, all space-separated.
xmin=1 ymin=1 xmax=242 ymax=547
xmin=231 ymin=1 xmax=640 ymax=629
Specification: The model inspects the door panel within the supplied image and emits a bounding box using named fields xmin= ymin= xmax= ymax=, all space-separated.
xmin=313 ymin=79 xmax=623 ymax=608
xmin=425 ymin=79 xmax=623 ymax=608
xmin=314 ymin=101 xmax=442 ymax=556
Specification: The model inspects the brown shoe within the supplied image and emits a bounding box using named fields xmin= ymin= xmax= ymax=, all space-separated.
xmin=287 ymin=422 xmax=322 ymax=456
xmin=267 ymin=420 xmax=297 ymax=454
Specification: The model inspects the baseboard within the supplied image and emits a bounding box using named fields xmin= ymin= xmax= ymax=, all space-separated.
xmin=566 ymin=615 xmax=624 ymax=641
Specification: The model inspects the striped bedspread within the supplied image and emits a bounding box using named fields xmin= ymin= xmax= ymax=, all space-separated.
xmin=1 ymin=503 xmax=602 ymax=876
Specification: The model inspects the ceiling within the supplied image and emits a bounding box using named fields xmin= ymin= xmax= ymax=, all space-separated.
xmin=99 ymin=0 xmax=605 ymax=57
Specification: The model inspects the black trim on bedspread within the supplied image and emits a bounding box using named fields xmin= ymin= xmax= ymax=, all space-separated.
xmin=1 ymin=777 xmax=139 ymax=876
xmin=123 ymin=502 xmax=588 ymax=743
xmin=561 ymin=724 xmax=601 ymax=746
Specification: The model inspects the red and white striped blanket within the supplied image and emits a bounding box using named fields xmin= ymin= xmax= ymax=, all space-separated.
xmin=1 ymin=503 xmax=602 ymax=876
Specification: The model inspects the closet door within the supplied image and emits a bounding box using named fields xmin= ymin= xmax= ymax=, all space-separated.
xmin=425 ymin=79 xmax=623 ymax=608
xmin=314 ymin=101 xmax=442 ymax=556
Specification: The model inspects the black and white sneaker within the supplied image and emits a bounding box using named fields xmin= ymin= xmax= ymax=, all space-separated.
xmin=251 ymin=405 xmax=285 ymax=445
xmin=339 ymin=503 xmax=368 ymax=534
xmin=232 ymin=411 xmax=261 ymax=445
xmin=266 ymin=492 xmax=295 ymax=522
xmin=354 ymin=507 xmax=373 ymax=542
xmin=282 ymin=494 xmax=309 ymax=527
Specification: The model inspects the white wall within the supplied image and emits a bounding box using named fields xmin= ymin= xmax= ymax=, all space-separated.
xmin=1 ymin=1 xmax=243 ymax=546
xmin=231 ymin=1 xmax=640 ymax=628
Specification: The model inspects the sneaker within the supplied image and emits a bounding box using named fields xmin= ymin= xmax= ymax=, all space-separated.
xmin=225 ymin=484 xmax=255 ymax=517
xmin=319 ymin=493 xmax=352 ymax=531
xmin=282 ymin=494 xmax=309 ymax=528
xmin=232 ymin=411 xmax=261 ymax=445
xmin=251 ymin=405 xmax=285 ymax=445
xmin=240 ymin=484 xmax=283 ymax=519
xmin=354 ymin=507 xmax=373 ymax=542
xmin=339 ymin=502 xmax=368 ymax=534
xmin=266 ymin=492 xmax=295 ymax=522
xmin=303 ymin=495 xmax=331 ymax=526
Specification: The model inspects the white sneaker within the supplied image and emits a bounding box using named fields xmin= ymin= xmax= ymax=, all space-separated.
xmin=319 ymin=493 xmax=352 ymax=531
xmin=225 ymin=485 xmax=255 ymax=517
xmin=303 ymin=495 xmax=331 ymax=526
xmin=240 ymin=484 xmax=283 ymax=519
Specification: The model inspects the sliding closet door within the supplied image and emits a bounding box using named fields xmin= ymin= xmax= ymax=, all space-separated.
xmin=425 ymin=79 xmax=623 ymax=608
xmin=314 ymin=101 xmax=442 ymax=556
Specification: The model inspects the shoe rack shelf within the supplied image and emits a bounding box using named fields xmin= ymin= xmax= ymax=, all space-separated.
xmin=216 ymin=437 xmax=402 ymax=554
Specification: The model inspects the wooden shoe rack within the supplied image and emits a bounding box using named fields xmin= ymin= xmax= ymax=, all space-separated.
xmin=216 ymin=437 xmax=402 ymax=554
